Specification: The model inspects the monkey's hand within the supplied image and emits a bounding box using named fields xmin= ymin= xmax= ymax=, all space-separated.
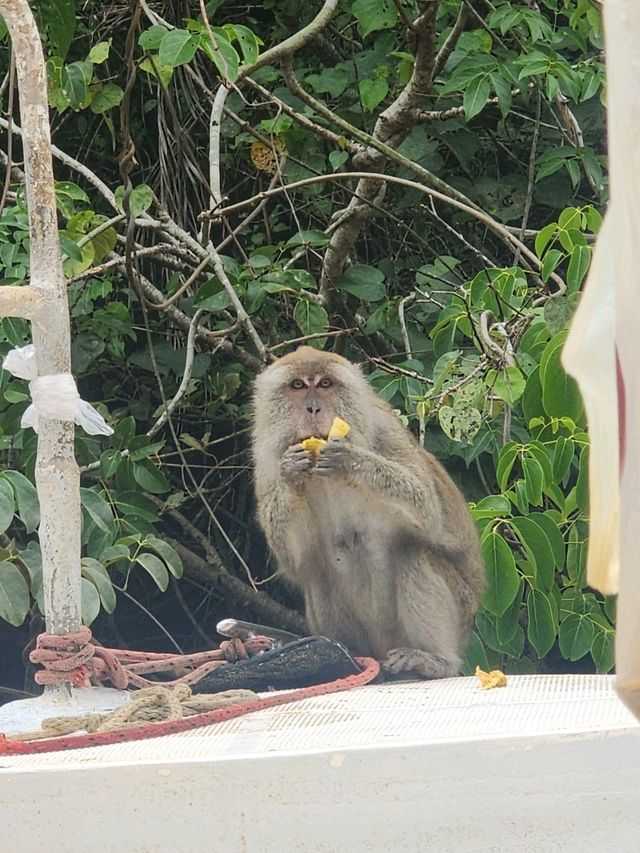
xmin=280 ymin=444 xmax=315 ymax=485
xmin=314 ymin=437 xmax=357 ymax=477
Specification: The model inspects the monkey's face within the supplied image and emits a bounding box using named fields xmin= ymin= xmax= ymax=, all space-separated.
xmin=283 ymin=370 xmax=341 ymax=441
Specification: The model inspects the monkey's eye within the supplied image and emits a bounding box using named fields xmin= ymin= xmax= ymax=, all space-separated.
xmin=290 ymin=378 xmax=305 ymax=390
xmin=318 ymin=377 xmax=333 ymax=389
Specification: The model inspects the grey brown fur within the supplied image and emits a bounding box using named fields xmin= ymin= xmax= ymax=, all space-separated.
xmin=252 ymin=348 xmax=485 ymax=678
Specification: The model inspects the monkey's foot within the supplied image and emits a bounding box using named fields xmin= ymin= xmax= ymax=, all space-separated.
xmin=382 ymin=647 xmax=459 ymax=680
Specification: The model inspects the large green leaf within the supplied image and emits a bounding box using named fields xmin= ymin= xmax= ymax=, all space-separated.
xmin=45 ymin=0 xmax=77 ymax=59
xmin=540 ymin=335 xmax=584 ymax=421
xmin=81 ymin=558 xmax=116 ymax=613
xmin=464 ymin=75 xmax=491 ymax=120
xmin=591 ymin=629 xmax=615 ymax=674
xmin=145 ymin=537 xmax=183 ymax=579
xmin=293 ymin=299 xmax=328 ymax=337
xmin=336 ymin=265 xmax=386 ymax=302
xmin=0 ymin=561 xmax=29 ymax=627
xmin=527 ymin=588 xmax=557 ymax=657
xmin=2 ymin=471 xmax=40 ymax=533
xmin=510 ymin=515 xmax=555 ymax=590
xmin=481 ymin=529 xmax=520 ymax=617
xmin=0 ymin=479 xmax=16 ymax=534
xmin=158 ymin=29 xmax=200 ymax=67
xmin=352 ymin=0 xmax=398 ymax=36
xmin=558 ymin=613 xmax=594 ymax=661
xmin=136 ymin=552 xmax=169 ymax=592
xmin=81 ymin=576 xmax=101 ymax=625
xmin=61 ymin=60 xmax=91 ymax=109
xmin=80 ymin=487 xmax=114 ymax=534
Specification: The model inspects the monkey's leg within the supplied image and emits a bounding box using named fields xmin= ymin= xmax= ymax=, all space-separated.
xmin=382 ymin=647 xmax=459 ymax=679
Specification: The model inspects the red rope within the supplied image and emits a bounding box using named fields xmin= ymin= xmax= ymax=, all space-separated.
xmin=28 ymin=628 xmax=274 ymax=689
xmin=0 ymin=656 xmax=380 ymax=756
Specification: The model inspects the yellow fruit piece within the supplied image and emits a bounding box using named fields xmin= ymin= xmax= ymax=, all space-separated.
xmin=475 ymin=666 xmax=508 ymax=690
xmin=300 ymin=437 xmax=327 ymax=457
xmin=300 ymin=419 xmax=350 ymax=457
xmin=328 ymin=417 xmax=351 ymax=440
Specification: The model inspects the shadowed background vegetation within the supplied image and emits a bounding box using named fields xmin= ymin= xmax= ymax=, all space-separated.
xmin=0 ymin=0 xmax=611 ymax=697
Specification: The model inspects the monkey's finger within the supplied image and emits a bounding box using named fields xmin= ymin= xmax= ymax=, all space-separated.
xmin=283 ymin=446 xmax=313 ymax=461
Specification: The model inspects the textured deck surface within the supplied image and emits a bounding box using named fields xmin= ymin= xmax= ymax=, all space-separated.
xmin=1 ymin=673 xmax=637 ymax=769
xmin=2 ymin=675 xmax=640 ymax=852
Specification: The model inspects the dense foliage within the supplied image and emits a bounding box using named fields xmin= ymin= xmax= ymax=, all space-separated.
xmin=0 ymin=0 xmax=612 ymax=692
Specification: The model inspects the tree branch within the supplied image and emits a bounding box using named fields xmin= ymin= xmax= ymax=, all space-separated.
xmin=201 ymin=170 xmax=564 ymax=292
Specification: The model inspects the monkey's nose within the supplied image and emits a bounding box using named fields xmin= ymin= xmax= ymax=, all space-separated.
xmin=306 ymin=398 xmax=321 ymax=414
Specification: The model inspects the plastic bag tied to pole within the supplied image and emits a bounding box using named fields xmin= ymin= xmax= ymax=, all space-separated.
xmin=2 ymin=344 xmax=113 ymax=436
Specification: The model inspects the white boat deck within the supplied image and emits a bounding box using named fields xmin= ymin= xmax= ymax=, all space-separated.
xmin=1 ymin=674 xmax=639 ymax=852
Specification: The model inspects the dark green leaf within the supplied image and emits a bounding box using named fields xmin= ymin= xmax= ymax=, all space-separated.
xmin=0 ymin=561 xmax=29 ymax=626
xmin=202 ymin=29 xmax=240 ymax=81
xmin=360 ymin=77 xmax=388 ymax=112
xmin=91 ymin=83 xmax=124 ymax=114
xmin=81 ymin=576 xmax=101 ymax=625
xmin=135 ymin=552 xmax=169 ymax=591
xmin=81 ymin=558 xmax=116 ymax=613
xmin=540 ymin=336 xmax=584 ymax=422
xmin=293 ymin=299 xmax=328 ymax=336
xmin=158 ymin=29 xmax=200 ymax=67
xmin=336 ymin=265 xmax=386 ymax=301
xmin=544 ymin=293 xmax=580 ymax=335
xmin=591 ymin=629 xmax=615 ymax=673
xmin=80 ymin=487 xmax=114 ymax=533
xmin=61 ymin=60 xmax=91 ymax=109
xmin=559 ymin=613 xmax=594 ymax=661
xmin=567 ymin=245 xmax=591 ymax=293
xmin=510 ymin=515 xmax=555 ymax=590
xmin=576 ymin=445 xmax=589 ymax=512
xmin=541 ymin=248 xmax=564 ymax=282
xmin=495 ymin=366 xmax=526 ymax=404
xmin=464 ymin=75 xmax=491 ymax=120
xmin=496 ymin=442 xmax=518 ymax=491
xmin=552 ymin=433 xmax=575 ymax=484
xmin=481 ymin=529 xmax=520 ymax=617
xmin=461 ymin=631 xmax=490 ymax=675
xmin=233 ymin=25 xmax=261 ymax=66
xmin=522 ymin=456 xmax=544 ymax=506
xmin=352 ymin=0 xmax=398 ymax=37
xmin=132 ymin=459 xmax=170 ymax=494
xmin=2 ymin=471 xmax=40 ymax=533
xmin=139 ymin=26 xmax=168 ymax=51
xmin=527 ymin=588 xmax=557 ymax=657
xmin=145 ymin=536 xmax=183 ymax=578
xmin=0 ymin=478 xmax=15 ymax=534
xmin=113 ymin=416 xmax=136 ymax=450
xmin=128 ymin=184 xmax=154 ymax=216
xmin=46 ymin=0 xmax=77 ymax=59
xmin=530 ymin=512 xmax=565 ymax=570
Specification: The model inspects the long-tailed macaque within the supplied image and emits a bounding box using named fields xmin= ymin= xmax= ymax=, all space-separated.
xmin=252 ymin=347 xmax=485 ymax=678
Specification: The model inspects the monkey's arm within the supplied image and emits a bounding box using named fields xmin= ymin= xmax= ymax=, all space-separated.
xmin=255 ymin=445 xmax=315 ymax=574
xmin=315 ymin=440 xmax=440 ymax=527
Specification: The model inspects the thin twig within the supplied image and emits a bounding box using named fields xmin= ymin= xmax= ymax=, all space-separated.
xmin=148 ymin=309 xmax=205 ymax=439
xmin=201 ymin=170 xmax=565 ymax=292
